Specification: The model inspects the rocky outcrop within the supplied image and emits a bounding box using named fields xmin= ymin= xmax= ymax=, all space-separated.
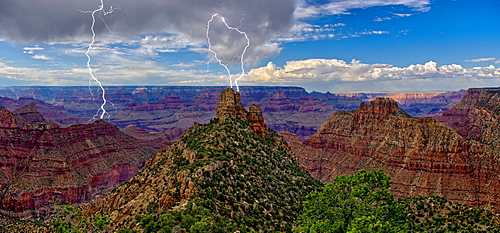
xmin=0 ymin=106 xmax=18 ymax=128
xmin=358 ymin=97 xmax=405 ymax=116
xmin=0 ymin=105 xmax=159 ymax=220
xmin=216 ymin=88 xmax=268 ymax=137
xmin=216 ymin=88 xmax=248 ymax=120
xmin=293 ymin=97 xmax=500 ymax=211
xmin=248 ymin=104 xmax=267 ymax=137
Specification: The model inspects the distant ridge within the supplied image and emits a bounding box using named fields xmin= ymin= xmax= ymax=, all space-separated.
xmin=0 ymin=86 xmax=466 ymax=139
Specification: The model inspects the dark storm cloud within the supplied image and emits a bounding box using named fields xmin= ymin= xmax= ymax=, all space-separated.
xmin=0 ymin=0 xmax=296 ymax=61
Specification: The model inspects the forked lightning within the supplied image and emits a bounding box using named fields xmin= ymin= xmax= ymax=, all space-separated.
xmin=81 ymin=0 xmax=118 ymax=119
xmin=206 ymin=13 xmax=250 ymax=92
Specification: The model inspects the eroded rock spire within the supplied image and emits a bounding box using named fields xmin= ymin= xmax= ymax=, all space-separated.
xmin=216 ymin=88 xmax=267 ymax=137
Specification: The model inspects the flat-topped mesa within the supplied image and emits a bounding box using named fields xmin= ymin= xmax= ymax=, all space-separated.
xmin=359 ymin=97 xmax=409 ymax=117
xmin=216 ymin=88 xmax=248 ymax=120
xmin=359 ymin=97 xmax=398 ymax=114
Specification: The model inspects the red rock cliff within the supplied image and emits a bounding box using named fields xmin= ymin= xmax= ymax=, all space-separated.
xmin=438 ymin=88 xmax=500 ymax=147
xmin=293 ymin=97 xmax=500 ymax=211
xmin=0 ymin=104 xmax=159 ymax=220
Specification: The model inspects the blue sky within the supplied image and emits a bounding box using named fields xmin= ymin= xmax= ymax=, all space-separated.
xmin=0 ymin=0 xmax=499 ymax=92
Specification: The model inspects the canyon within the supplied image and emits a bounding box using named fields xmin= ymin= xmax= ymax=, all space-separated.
xmin=0 ymin=86 xmax=465 ymax=140
xmin=0 ymin=86 xmax=499 ymax=231
xmin=79 ymin=87 xmax=321 ymax=232
xmin=0 ymin=104 xmax=160 ymax=220
xmin=0 ymin=85 xmax=494 ymax=221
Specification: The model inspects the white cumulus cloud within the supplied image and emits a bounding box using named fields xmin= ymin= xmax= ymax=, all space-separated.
xmin=247 ymin=59 xmax=500 ymax=92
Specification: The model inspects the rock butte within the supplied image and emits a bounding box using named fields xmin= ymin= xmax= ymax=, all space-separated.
xmin=293 ymin=97 xmax=500 ymax=211
xmin=216 ymin=88 xmax=268 ymax=137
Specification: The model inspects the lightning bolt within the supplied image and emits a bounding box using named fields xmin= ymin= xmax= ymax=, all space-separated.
xmin=206 ymin=14 xmax=250 ymax=92
xmin=82 ymin=0 xmax=118 ymax=120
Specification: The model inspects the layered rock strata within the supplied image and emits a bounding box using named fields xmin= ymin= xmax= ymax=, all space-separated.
xmin=216 ymin=88 xmax=268 ymax=137
xmin=215 ymin=88 xmax=248 ymax=120
xmin=261 ymin=91 xmax=335 ymax=140
xmin=0 ymin=105 xmax=158 ymax=220
xmin=0 ymin=86 xmax=468 ymax=140
xmin=294 ymin=97 xmax=500 ymax=211
xmin=438 ymin=88 xmax=500 ymax=146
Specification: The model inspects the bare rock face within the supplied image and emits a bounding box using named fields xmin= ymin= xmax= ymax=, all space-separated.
xmin=263 ymin=90 xmax=295 ymax=112
xmin=248 ymin=104 xmax=267 ymax=137
xmin=216 ymin=88 xmax=248 ymax=120
xmin=278 ymin=131 xmax=303 ymax=152
xmin=0 ymin=106 xmax=18 ymax=128
xmin=438 ymin=88 xmax=500 ymax=142
xmin=358 ymin=97 xmax=407 ymax=116
xmin=262 ymin=92 xmax=335 ymax=140
xmin=12 ymin=103 xmax=46 ymax=124
xmin=293 ymin=97 xmax=500 ymax=211
xmin=385 ymin=90 xmax=466 ymax=105
xmin=437 ymin=88 xmax=500 ymax=166
xmin=0 ymin=104 xmax=159 ymax=220
xmin=295 ymin=97 xmax=334 ymax=113
xmin=216 ymin=88 xmax=269 ymax=137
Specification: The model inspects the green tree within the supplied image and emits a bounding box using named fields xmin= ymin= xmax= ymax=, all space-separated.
xmin=50 ymin=199 xmax=110 ymax=233
xmin=139 ymin=202 xmax=238 ymax=233
xmin=294 ymin=169 xmax=407 ymax=233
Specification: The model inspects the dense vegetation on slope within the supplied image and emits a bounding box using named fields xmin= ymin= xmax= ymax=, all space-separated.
xmin=49 ymin=115 xmax=320 ymax=232
xmin=43 ymin=167 xmax=500 ymax=233
xmin=295 ymin=170 xmax=407 ymax=232
xmin=296 ymin=169 xmax=500 ymax=233
xmin=402 ymin=196 xmax=500 ymax=232
xmin=136 ymin=117 xmax=322 ymax=232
